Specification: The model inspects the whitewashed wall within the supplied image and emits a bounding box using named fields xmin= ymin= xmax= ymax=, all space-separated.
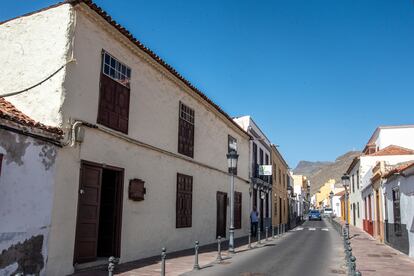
xmin=373 ymin=128 xmax=414 ymax=151
xmin=46 ymin=4 xmax=251 ymax=275
xmin=0 ymin=129 xmax=57 ymax=276
xmin=0 ymin=4 xmax=74 ymax=127
xmin=384 ymin=173 xmax=414 ymax=258
xmin=350 ymin=155 xmax=414 ymax=230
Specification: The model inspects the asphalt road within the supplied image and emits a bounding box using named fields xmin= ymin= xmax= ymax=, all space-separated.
xmin=186 ymin=219 xmax=345 ymax=276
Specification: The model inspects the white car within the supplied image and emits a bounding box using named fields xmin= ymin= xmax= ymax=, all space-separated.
xmin=323 ymin=208 xmax=333 ymax=217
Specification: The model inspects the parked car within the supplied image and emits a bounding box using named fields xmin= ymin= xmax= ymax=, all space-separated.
xmin=308 ymin=210 xmax=322 ymax=221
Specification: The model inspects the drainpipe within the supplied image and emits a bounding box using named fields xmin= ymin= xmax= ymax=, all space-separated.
xmin=61 ymin=120 xmax=98 ymax=147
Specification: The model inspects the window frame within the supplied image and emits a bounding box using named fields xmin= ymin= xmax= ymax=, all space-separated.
xmin=178 ymin=102 xmax=195 ymax=158
xmin=102 ymin=51 xmax=131 ymax=88
xmin=98 ymin=50 xmax=131 ymax=134
xmin=176 ymin=173 xmax=193 ymax=228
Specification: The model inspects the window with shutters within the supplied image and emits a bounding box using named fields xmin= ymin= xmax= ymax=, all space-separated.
xmin=178 ymin=102 xmax=195 ymax=158
xmin=252 ymin=142 xmax=258 ymax=178
xmin=234 ymin=191 xmax=242 ymax=229
xmin=356 ymin=170 xmax=359 ymax=189
xmin=97 ymin=51 xmax=131 ymax=134
xmin=176 ymin=173 xmax=193 ymax=228
xmin=392 ymin=188 xmax=401 ymax=236
xmin=352 ymin=174 xmax=355 ymax=193
xmin=228 ymin=135 xmax=237 ymax=175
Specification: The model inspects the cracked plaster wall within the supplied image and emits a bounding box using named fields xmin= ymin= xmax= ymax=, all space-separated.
xmin=0 ymin=129 xmax=57 ymax=276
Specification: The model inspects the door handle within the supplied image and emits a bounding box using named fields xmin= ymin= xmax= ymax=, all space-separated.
xmin=79 ymin=189 xmax=85 ymax=195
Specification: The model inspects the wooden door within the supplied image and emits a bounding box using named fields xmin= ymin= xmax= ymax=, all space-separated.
xmin=216 ymin=192 xmax=227 ymax=238
xmin=74 ymin=164 xmax=102 ymax=264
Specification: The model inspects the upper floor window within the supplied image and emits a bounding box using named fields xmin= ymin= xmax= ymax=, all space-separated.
xmin=102 ymin=51 xmax=131 ymax=88
xmin=252 ymin=142 xmax=258 ymax=178
xmin=356 ymin=170 xmax=359 ymax=189
xmin=98 ymin=51 xmax=131 ymax=134
xmin=178 ymin=102 xmax=194 ymax=158
xmin=351 ymin=174 xmax=355 ymax=193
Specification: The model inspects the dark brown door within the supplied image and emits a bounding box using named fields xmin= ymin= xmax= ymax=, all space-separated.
xmin=216 ymin=192 xmax=227 ymax=238
xmin=74 ymin=164 xmax=103 ymax=264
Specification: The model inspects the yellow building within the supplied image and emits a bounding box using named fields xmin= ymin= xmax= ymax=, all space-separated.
xmin=314 ymin=179 xmax=336 ymax=209
xmin=271 ymin=145 xmax=289 ymax=226
xmin=339 ymin=191 xmax=350 ymax=223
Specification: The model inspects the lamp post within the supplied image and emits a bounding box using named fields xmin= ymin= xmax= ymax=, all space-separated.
xmin=227 ymin=149 xmax=239 ymax=253
xmin=341 ymin=174 xmax=350 ymax=238
xmin=329 ymin=191 xmax=334 ymax=219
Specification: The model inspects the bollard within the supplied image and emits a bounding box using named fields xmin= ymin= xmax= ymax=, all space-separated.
xmin=258 ymin=228 xmax=261 ymax=244
xmin=108 ymin=256 xmax=119 ymax=276
xmin=193 ymin=241 xmax=200 ymax=270
xmin=265 ymin=226 xmax=269 ymax=241
xmin=272 ymin=226 xmax=275 ymax=239
xmin=350 ymin=256 xmax=356 ymax=275
xmin=217 ymin=236 xmax=223 ymax=262
xmin=278 ymin=224 xmax=281 ymax=237
xmin=347 ymin=247 xmax=353 ymax=269
xmin=161 ymin=247 xmax=166 ymax=276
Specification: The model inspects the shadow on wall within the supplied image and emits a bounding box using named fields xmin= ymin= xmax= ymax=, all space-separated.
xmin=0 ymin=234 xmax=44 ymax=275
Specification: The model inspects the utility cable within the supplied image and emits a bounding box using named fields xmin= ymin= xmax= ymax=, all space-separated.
xmin=0 ymin=59 xmax=75 ymax=98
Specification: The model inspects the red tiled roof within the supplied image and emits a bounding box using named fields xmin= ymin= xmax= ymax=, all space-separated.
xmin=0 ymin=98 xmax=63 ymax=135
xmin=384 ymin=161 xmax=414 ymax=179
xmin=367 ymin=145 xmax=414 ymax=156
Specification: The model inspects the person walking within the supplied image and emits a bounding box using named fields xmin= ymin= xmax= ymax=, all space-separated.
xmin=250 ymin=206 xmax=259 ymax=239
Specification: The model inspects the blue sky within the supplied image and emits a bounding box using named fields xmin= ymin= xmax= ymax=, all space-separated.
xmin=2 ymin=0 xmax=414 ymax=167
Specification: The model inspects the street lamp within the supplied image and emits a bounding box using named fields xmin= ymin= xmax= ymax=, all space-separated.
xmin=341 ymin=174 xmax=350 ymax=238
xmin=227 ymin=149 xmax=239 ymax=253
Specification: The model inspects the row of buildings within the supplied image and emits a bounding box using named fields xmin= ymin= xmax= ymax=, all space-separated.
xmin=312 ymin=126 xmax=414 ymax=259
xmin=0 ymin=1 xmax=308 ymax=275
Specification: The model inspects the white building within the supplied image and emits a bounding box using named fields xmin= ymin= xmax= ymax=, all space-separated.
xmin=0 ymin=1 xmax=252 ymax=275
xmin=233 ymin=116 xmax=272 ymax=233
xmin=0 ymin=98 xmax=62 ymax=275
xmin=364 ymin=125 xmax=414 ymax=154
xmin=347 ymin=125 xmax=414 ymax=229
xmin=382 ymin=162 xmax=414 ymax=258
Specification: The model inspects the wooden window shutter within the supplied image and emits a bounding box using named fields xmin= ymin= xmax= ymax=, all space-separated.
xmin=178 ymin=103 xmax=194 ymax=158
xmin=98 ymin=74 xmax=130 ymax=134
xmin=176 ymin=173 xmax=193 ymax=228
xmin=234 ymin=191 xmax=242 ymax=229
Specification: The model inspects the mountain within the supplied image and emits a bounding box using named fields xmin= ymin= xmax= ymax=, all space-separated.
xmin=293 ymin=161 xmax=332 ymax=176
xmin=293 ymin=151 xmax=361 ymax=195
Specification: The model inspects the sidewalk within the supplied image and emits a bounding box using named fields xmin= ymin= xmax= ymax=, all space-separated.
xmin=72 ymin=235 xmax=271 ymax=276
xmin=339 ymin=220 xmax=414 ymax=276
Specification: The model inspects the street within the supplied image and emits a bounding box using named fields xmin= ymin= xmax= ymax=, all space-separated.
xmin=186 ymin=219 xmax=345 ymax=276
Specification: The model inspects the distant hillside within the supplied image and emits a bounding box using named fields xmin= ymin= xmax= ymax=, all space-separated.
xmin=294 ymin=151 xmax=361 ymax=195
xmin=293 ymin=161 xmax=332 ymax=176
